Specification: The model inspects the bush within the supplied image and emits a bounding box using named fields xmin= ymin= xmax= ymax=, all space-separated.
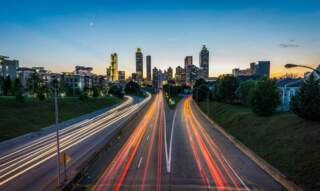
xmin=248 ymin=78 xmax=280 ymax=116
xmin=79 ymin=87 xmax=90 ymax=101
xmin=125 ymin=81 xmax=140 ymax=95
xmin=291 ymin=73 xmax=320 ymax=121
xmin=13 ymin=78 xmax=25 ymax=102
xmin=163 ymin=84 xmax=182 ymax=98
xmin=215 ymin=74 xmax=239 ymax=103
xmin=193 ymin=84 xmax=210 ymax=102
xmin=236 ymin=80 xmax=256 ymax=105
xmin=109 ymin=85 xmax=124 ymax=99
xmin=92 ymin=87 xmax=100 ymax=98
xmin=3 ymin=76 xmax=12 ymax=96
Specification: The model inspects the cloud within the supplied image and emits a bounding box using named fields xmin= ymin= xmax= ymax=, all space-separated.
xmin=279 ymin=43 xmax=300 ymax=48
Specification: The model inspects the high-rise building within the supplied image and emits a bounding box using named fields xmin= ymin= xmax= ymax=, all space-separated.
xmin=256 ymin=61 xmax=270 ymax=78
xmin=167 ymin=67 xmax=173 ymax=81
xmin=184 ymin=56 xmax=193 ymax=84
xmin=136 ymin=48 xmax=143 ymax=82
xmin=0 ymin=55 xmax=19 ymax=80
xmin=118 ymin=71 xmax=125 ymax=81
xmin=175 ymin=66 xmax=185 ymax=85
xmin=189 ymin=64 xmax=200 ymax=84
xmin=106 ymin=53 xmax=118 ymax=81
xmin=199 ymin=45 xmax=209 ymax=79
xmin=146 ymin=55 xmax=151 ymax=81
xmin=152 ymin=67 xmax=159 ymax=89
xmin=184 ymin=56 xmax=193 ymax=69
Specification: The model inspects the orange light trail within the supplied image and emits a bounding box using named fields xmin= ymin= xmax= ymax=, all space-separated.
xmin=187 ymin=99 xmax=243 ymax=190
xmin=141 ymin=94 xmax=161 ymax=191
xmin=93 ymin=94 xmax=160 ymax=191
xmin=156 ymin=98 xmax=164 ymax=191
xmin=183 ymin=97 xmax=249 ymax=191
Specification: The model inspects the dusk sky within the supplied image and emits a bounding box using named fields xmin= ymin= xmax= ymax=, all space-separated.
xmin=1 ymin=0 xmax=320 ymax=77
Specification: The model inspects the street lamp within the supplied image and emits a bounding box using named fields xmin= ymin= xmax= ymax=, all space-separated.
xmin=285 ymin=63 xmax=320 ymax=75
xmin=52 ymin=80 xmax=61 ymax=187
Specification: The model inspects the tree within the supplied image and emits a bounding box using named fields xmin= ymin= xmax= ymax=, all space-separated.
xmin=236 ymin=80 xmax=256 ymax=105
xmin=163 ymin=84 xmax=181 ymax=98
xmin=27 ymin=72 xmax=40 ymax=96
xmin=193 ymin=84 xmax=210 ymax=102
xmin=79 ymin=87 xmax=90 ymax=101
xmin=0 ymin=76 xmax=5 ymax=95
xmin=109 ymin=85 xmax=124 ymax=98
xmin=37 ymin=86 xmax=46 ymax=101
xmin=92 ymin=87 xmax=100 ymax=98
xmin=3 ymin=76 xmax=12 ymax=95
xmin=291 ymin=74 xmax=320 ymax=121
xmin=13 ymin=78 xmax=25 ymax=102
xmin=215 ymin=74 xmax=239 ymax=103
xmin=125 ymin=81 xmax=140 ymax=95
xmin=194 ymin=78 xmax=206 ymax=89
xmin=248 ymin=78 xmax=280 ymax=116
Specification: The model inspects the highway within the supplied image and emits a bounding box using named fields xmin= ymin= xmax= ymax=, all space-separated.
xmin=0 ymin=94 xmax=151 ymax=191
xmin=92 ymin=93 xmax=283 ymax=191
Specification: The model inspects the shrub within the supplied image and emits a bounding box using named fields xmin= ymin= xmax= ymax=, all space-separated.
xmin=236 ymin=80 xmax=256 ymax=105
xmin=215 ymin=74 xmax=239 ymax=103
xmin=248 ymin=78 xmax=280 ymax=116
xmin=92 ymin=87 xmax=100 ymax=98
xmin=125 ymin=81 xmax=140 ymax=95
xmin=291 ymin=73 xmax=320 ymax=121
xmin=193 ymin=84 xmax=210 ymax=102
xmin=109 ymin=85 xmax=124 ymax=99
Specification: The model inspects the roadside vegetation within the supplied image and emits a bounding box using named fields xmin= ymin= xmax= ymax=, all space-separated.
xmin=194 ymin=74 xmax=320 ymax=190
xmin=0 ymin=96 xmax=122 ymax=142
xmin=163 ymin=83 xmax=190 ymax=109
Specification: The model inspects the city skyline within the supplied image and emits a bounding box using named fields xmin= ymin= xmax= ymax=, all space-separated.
xmin=1 ymin=0 xmax=320 ymax=77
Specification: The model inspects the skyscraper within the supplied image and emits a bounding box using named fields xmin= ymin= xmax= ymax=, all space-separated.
xmin=199 ymin=45 xmax=209 ymax=79
xmin=146 ymin=55 xmax=151 ymax=81
xmin=152 ymin=67 xmax=159 ymax=89
xmin=118 ymin=71 xmax=125 ymax=81
xmin=184 ymin=56 xmax=193 ymax=84
xmin=184 ymin=56 xmax=193 ymax=69
xmin=107 ymin=53 xmax=118 ymax=81
xmin=175 ymin=66 xmax=185 ymax=85
xmin=167 ymin=67 xmax=173 ymax=81
xmin=136 ymin=48 xmax=143 ymax=82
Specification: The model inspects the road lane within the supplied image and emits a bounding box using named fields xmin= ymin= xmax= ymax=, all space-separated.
xmin=92 ymin=94 xmax=283 ymax=191
xmin=0 ymin=94 xmax=151 ymax=191
xmin=176 ymin=96 xmax=283 ymax=190
xmin=93 ymin=92 xmax=166 ymax=191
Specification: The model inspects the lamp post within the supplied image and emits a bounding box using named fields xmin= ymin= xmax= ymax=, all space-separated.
xmin=285 ymin=63 xmax=320 ymax=75
xmin=52 ymin=80 xmax=61 ymax=187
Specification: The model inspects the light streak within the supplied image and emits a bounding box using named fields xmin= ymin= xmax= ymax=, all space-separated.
xmin=0 ymin=94 xmax=151 ymax=186
xmin=93 ymin=93 xmax=157 ymax=191
xmin=183 ymin=97 xmax=249 ymax=191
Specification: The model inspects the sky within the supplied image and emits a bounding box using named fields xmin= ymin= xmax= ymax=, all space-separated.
xmin=0 ymin=0 xmax=320 ymax=77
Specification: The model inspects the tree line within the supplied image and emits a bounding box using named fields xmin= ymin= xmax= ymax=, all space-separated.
xmin=192 ymin=74 xmax=320 ymax=121
xmin=0 ymin=73 xmax=143 ymax=102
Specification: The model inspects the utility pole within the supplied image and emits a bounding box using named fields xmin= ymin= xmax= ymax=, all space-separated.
xmin=53 ymin=81 xmax=61 ymax=187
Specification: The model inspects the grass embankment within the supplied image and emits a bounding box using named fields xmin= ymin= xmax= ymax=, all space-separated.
xmin=198 ymin=101 xmax=320 ymax=191
xmin=0 ymin=96 xmax=122 ymax=142
xmin=165 ymin=95 xmax=183 ymax=109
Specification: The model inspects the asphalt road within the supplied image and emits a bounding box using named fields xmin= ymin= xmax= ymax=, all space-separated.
xmin=92 ymin=93 xmax=283 ymax=191
xmin=0 ymin=94 xmax=151 ymax=191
